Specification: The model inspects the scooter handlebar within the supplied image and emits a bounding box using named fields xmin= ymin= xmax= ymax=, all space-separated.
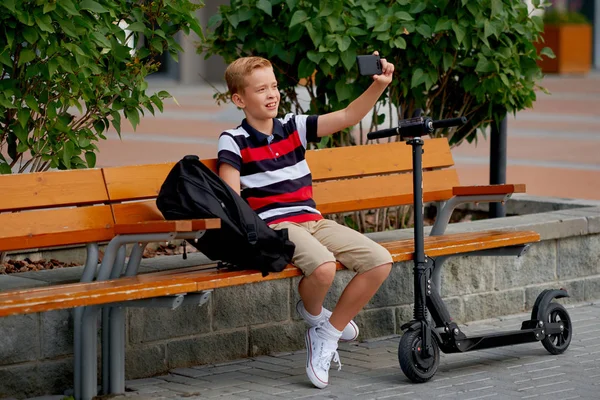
xmin=432 ymin=116 xmax=468 ymax=129
xmin=367 ymin=116 xmax=467 ymax=141
xmin=366 ymin=127 xmax=399 ymax=141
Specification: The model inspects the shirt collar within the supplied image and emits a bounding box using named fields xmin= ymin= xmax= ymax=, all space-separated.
xmin=242 ymin=118 xmax=285 ymax=144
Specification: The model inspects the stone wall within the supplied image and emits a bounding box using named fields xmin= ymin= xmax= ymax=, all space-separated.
xmin=1 ymin=199 xmax=600 ymax=398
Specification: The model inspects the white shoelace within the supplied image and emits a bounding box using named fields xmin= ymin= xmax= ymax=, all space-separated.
xmin=319 ymin=345 xmax=342 ymax=371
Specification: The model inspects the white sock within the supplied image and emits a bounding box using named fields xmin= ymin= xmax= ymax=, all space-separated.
xmin=301 ymin=302 xmax=324 ymax=324
xmin=316 ymin=319 xmax=343 ymax=342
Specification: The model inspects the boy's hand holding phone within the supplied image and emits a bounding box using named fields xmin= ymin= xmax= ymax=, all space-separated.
xmin=356 ymin=51 xmax=394 ymax=86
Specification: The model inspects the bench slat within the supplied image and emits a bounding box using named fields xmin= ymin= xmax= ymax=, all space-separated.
xmin=313 ymin=169 xmax=459 ymax=214
xmin=102 ymin=159 xmax=217 ymax=201
xmin=307 ymin=138 xmax=454 ymax=181
xmin=0 ymin=229 xmax=539 ymax=317
xmin=0 ymin=169 xmax=109 ymax=212
xmin=0 ymin=206 xmax=114 ymax=252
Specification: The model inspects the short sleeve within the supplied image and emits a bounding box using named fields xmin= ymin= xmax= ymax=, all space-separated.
xmin=217 ymin=133 xmax=242 ymax=171
xmin=291 ymin=114 xmax=319 ymax=148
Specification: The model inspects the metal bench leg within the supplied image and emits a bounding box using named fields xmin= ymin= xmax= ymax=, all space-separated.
xmin=74 ymin=243 xmax=99 ymax=400
xmin=108 ymin=243 xmax=145 ymax=394
xmin=102 ymin=245 xmax=127 ymax=394
xmin=81 ymin=305 xmax=100 ymax=400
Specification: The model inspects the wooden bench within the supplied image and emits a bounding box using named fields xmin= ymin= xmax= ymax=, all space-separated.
xmin=0 ymin=137 xmax=539 ymax=399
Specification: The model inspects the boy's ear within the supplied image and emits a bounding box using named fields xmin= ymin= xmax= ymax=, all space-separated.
xmin=231 ymin=92 xmax=245 ymax=109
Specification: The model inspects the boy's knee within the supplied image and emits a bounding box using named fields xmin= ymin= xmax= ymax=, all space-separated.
xmin=368 ymin=262 xmax=392 ymax=282
xmin=309 ymin=262 xmax=336 ymax=286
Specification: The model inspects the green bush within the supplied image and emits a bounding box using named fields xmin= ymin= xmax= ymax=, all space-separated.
xmin=543 ymin=9 xmax=590 ymax=25
xmin=200 ymin=0 xmax=552 ymax=148
xmin=0 ymin=0 xmax=203 ymax=174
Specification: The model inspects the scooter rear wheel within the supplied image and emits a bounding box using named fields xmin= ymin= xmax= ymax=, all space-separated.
xmin=398 ymin=328 xmax=440 ymax=383
xmin=541 ymin=302 xmax=572 ymax=355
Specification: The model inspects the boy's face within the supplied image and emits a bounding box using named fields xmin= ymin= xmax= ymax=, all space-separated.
xmin=232 ymin=66 xmax=280 ymax=122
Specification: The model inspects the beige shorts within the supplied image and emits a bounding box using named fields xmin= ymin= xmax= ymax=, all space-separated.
xmin=269 ymin=219 xmax=393 ymax=276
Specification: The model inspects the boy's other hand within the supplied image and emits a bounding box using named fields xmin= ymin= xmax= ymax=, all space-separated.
xmin=372 ymin=51 xmax=394 ymax=86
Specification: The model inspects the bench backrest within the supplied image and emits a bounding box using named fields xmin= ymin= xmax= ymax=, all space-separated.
xmin=0 ymin=169 xmax=114 ymax=252
xmin=0 ymin=138 xmax=459 ymax=252
xmin=102 ymin=138 xmax=459 ymax=221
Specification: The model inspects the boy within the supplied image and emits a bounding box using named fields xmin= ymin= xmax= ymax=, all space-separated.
xmin=217 ymin=54 xmax=394 ymax=389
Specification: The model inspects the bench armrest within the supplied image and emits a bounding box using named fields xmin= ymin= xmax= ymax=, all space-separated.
xmin=453 ymin=184 xmax=526 ymax=197
xmin=431 ymin=184 xmax=526 ymax=236
xmin=114 ymin=218 xmax=220 ymax=235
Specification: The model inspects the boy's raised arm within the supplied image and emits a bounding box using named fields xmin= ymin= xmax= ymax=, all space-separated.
xmin=316 ymin=52 xmax=395 ymax=138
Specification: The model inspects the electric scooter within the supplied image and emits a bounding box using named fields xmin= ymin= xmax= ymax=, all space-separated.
xmin=367 ymin=112 xmax=572 ymax=383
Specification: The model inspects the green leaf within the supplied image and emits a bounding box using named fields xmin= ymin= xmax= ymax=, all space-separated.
xmin=298 ymin=58 xmax=315 ymax=79
xmin=442 ymin=52 xmax=454 ymax=71
xmin=491 ymin=0 xmax=503 ymax=19
xmin=416 ymin=24 xmax=432 ymax=38
xmin=1 ymin=0 xmax=16 ymax=13
xmin=80 ymin=0 xmax=108 ymax=13
xmin=411 ymin=68 xmax=425 ymax=88
xmin=335 ymin=79 xmax=351 ymax=101
xmin=395 ymin=11 xmax=413 ymax=21
xmin=48 ymin=58 xmax=59 ymax=76
xmin=337 ymin=36 xmax=351 ymax=52
xmin=410 ymin=3 xmax=427 ymax=13
xmin=306 ymin=50 xmax=323 ymax=64
xmin=127 ymin=22 xmax=146 ymax=32
xmin=393 ymin=37 xmax=407 ymax=49
xmin=22 ymin=26 xmax=39 ymax=43
xmin=85 ymin=151 xmax=96 ymax=168
xmin=92 ymin=31 xmax=111 ymax=47
xmin=58 ymin=0 xmax=79 ymax=15
xmin=540 ymin=47 xmax=556 ymax=59
xmin=325 ymin=52 xmax=339 ymax=67
xmin=0 ymin=161 xmax=11 ymax=175
xmin=125 ymin=108 xmax=140 ymax=130
xmin=208 ymin=13 xmax=222 ymax=29
xmin=63 ymin=141 xmax=75 ymax=168
xmin=18 ymin=49 xmax=36 ymax=67
xmin=25 ymin=95 xmax=40 ymax=113
xmin=290 ymin=10 xmax=308 ymax=27
xmin=34 ymin=14 xmax=55 ymax=33
xmin=257 ymin=0 xmax=272 ymax=16
xmin=452 ymin=22 xmax=466 ymax=44
xmin=341 ymin=48 xmax=356 ymax=71
xmin=43 ymin=2 xmax=57 ymax=13
xmin=476 ymin=57 xmax=497 ymax=73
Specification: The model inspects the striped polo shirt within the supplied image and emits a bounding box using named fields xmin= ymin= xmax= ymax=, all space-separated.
xmin=217 ymin=114 xmax=322 ymax=225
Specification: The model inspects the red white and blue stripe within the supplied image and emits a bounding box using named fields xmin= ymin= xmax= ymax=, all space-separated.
xmin=217 ymin=114 xmax=322 ymax=225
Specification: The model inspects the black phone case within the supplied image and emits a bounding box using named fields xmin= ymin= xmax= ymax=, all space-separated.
xmin=356 ymin=55 xmax=382 ymax=76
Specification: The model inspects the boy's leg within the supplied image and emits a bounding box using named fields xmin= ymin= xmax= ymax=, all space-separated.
xmin=298 ymin=261 xmax=336 ymax=316
xmin=269 ymin=221 xmax=337 ymax=316
xmin=329 ymin=263 xmax=391 ymax=330
xmin=312 ymin=219 xmax=393 ymax=331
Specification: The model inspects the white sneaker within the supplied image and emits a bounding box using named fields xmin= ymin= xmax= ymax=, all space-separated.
xmin=305 ymin=325 xmax=342 ymax=389
xmin=296 ymin=300 xmax=359 ymax=342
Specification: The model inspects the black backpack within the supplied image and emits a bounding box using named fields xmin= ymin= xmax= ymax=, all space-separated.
xmin=156 ymin=155 xmax=295 ymax=277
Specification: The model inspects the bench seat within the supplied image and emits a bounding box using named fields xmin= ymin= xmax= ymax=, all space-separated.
xmin=0 ymin=229 xmax=539 ymax=317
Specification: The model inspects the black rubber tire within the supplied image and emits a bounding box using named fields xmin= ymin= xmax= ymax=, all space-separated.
xmin=541 ymin=302 xmax=572 ymax=355
xmin=398 ymin=328 xmax=440 ymax=383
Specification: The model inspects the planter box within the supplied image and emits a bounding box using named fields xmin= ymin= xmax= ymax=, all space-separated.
xmin=536 ymin=24 xmax=592 ymax=74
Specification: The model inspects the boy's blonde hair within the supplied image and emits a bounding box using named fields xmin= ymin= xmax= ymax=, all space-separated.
xmin=225 ymin=56 xmax=273 ymax=95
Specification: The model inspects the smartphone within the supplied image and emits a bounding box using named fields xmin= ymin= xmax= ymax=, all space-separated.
xmin=356 ymin=54 xmax=383 ymax=76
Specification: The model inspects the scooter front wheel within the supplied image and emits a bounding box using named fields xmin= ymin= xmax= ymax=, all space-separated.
xmin=541 ymin=302 xmax=572 ymax=355
xmin=398 ymin=328 xmax=440 ymax=383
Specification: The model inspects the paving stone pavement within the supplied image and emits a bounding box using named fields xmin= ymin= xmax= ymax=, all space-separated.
xmin=104 ymin=301 xmax=600 ymax=400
